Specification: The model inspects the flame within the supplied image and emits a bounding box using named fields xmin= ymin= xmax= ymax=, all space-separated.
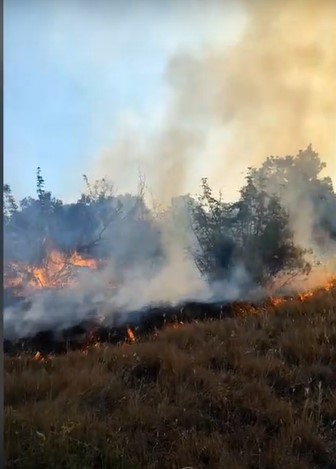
xmin=4 ymin=248 xmax=97 ymax=293
xmin=32 ymin=351 xmax=45 ymax=362
xmin=298 ymin=291 xmax=314 ymax=302
xmin=270 ymin=277 xmax=336 ymax=306
xmin=127 ymin=327 xmax=136 ymax=343
xmin=299 ymin=277 xmax=336 ymax=299
xmin=10 ymin=274 xmax=335 ymax=361
xmin=323 ymin=278 xmax=336 ymax=292
xmin=68 ymin=251 xmax=97 ymax=269
xmin=269 ymin=297 xmax=286 ymax=307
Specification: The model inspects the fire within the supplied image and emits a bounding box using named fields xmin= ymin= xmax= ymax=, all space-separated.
xmin=33 ymin=351 xmax=43 ymax=361
xmin=7 ymin=274 xmax=335 ymax=360
xmin=127 ymin=327 xmax=136 ymax=343
xmin=298 ymin=291 xmax=314 ymax=302
xmin=32 ymin=351 xmax=49 ymax=362
xmin=296 ymin=277 xmax=336 ymax=302
xmin=324 ymin=278 xmax=336 ymax=292
xmin=68 ymin=251 xmax=97 ymax=269
xmin=269 ymin=277 xmax=336 ymax=306
xmin=4 ymin=248 xmax=97 ymax=293
xmin=269 ymin=297 xmax=286 ymax=307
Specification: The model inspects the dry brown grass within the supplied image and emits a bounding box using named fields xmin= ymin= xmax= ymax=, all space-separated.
xmin=4 ymin=290 xmax=336 ymax=468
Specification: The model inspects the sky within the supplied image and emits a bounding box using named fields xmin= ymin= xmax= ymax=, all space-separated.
xmin=4 ymin=0 xmax=245 ymax=202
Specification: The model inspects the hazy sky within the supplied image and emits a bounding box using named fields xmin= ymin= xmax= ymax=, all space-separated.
xmin=4 ymin=0 xmax=245 ymax=202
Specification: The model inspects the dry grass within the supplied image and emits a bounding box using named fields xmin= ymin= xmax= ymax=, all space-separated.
xmin=5 ymin=290 xmax=336 ymax=468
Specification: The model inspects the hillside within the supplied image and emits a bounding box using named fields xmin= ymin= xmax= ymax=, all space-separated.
xmin=5 ymin=289 xmax=336 ymax=469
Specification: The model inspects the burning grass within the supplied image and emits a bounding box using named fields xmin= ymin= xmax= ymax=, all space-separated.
xmin=5 ymin=276 xmax=336 ymax=358
xmin=4 ymin=288 xmax=336 ymax=468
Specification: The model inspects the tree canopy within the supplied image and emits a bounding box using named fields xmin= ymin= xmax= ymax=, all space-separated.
xmin=4 ymin=146 xmax=336 ymax=291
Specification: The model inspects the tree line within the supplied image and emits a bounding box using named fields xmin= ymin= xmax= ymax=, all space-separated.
xmin=4 ymin=146 xmax=336 ymax=288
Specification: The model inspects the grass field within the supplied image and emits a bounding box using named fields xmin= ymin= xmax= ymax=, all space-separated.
xmin=4 ymin=289 xmax=336 ymax=468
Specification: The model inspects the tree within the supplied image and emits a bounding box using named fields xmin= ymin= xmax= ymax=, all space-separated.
xmin=3 ymin=184 xmax=18 ymax=222
xmin=250 ymin=145 xmax=336 ymax=246
xmin=3 ymin=147 xmax=334 ymax=294
xmin=191 ymin=162 xmax=313 ymax=289
xmin=190 ymin=178 xmax=237 ymax=282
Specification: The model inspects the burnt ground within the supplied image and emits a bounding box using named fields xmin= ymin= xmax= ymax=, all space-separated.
xmin=4 ymin=299 xmax=258 ymax=355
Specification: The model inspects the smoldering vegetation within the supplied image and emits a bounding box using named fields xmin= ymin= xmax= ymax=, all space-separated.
xmin=3 ymin=146 xmax=336 ymax=339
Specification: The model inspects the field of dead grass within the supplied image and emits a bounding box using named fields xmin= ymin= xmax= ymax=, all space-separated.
xmin=4 ymin=289 xmax=336 ymax=468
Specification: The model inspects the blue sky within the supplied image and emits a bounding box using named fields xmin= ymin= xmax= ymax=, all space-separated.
xmin=4 ymin=0 xmax=244 ymax=202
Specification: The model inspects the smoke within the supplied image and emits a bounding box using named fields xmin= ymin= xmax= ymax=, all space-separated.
xmin=94 ymin=0 xmax=336 ymax=201
xmin=3 ymin=194 xmax=250 ymax=340
xmin=203 ymin=0 xmax=336 ymax=259
xmin=4 ymin=0 xmax=336 ymax=338
xmin=94 ymin=0 xmax=336 ymax=272
xmin=195 ymin=0 xmax=336 ymax=193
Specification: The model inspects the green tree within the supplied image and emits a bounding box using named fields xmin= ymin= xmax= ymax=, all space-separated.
xmin=191 ymin=178 xmax=237 ymax=281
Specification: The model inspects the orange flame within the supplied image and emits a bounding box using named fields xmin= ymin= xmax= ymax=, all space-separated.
xmin=269 ymin=297 xmax=286 ymax=307
xmin=32 ymin=351 xmax=44 ymax=362
xmin=298 ymin=291 xmax=314 ymax=302
xmin=4 ymin=248 xmax=97 ymax=293
xmin=269 ymin=277 xmax=336 ymax=306
xmin=127 ymin=327 xmax=136 ymax=343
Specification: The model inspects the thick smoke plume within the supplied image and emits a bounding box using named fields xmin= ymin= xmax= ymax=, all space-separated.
xmin=96 ymin=1 xmax=336 ymax=282
xmin=95 ymin=0 xmax=336 ymax=202
xmin=93 ymin=0 xmax=336 ymax=267
xmin=206 ymin=0 xmax=336 ymax=189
